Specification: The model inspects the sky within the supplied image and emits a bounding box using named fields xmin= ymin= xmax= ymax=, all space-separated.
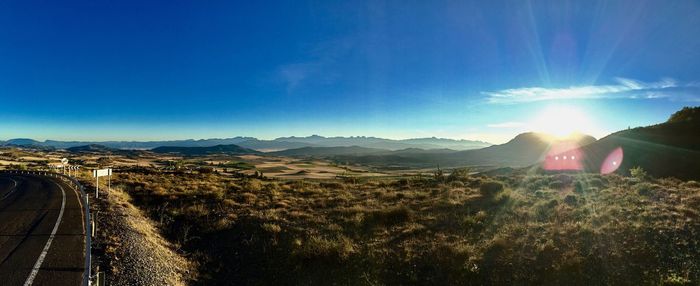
xmin=1 ymin=0 xmax=700 ymax=143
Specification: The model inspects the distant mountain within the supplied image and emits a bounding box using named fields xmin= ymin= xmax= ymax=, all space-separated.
xmin=271 ymin=135 xmax=491 ymax=150
xmin=0 ymin=135 xmax=491 ymax=151
xmin=332 ymin=132 xmax=596 ymax=169
xmin=45 ymin=137 xmax=256 ymax=149
xmin=67 ymin=144 xmax=118 ymax=153
xmin=0 ymin=137 xmax=256 ymax=150
xmin=580 ymin=106 xmax=700 ymax=179
xmin=151 ymin=144 xmax=260 ymax=156
xmin=270 ymin=146 xmax=388 ymax=157
xmin=236 ymin=139 xmax=315 ymax=151
xmin=6 ymin=138 xmax=41 ymax=146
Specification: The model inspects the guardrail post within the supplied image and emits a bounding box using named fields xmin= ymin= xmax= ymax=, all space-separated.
xmin=91 ymin=212 xmax=96 ymax=238
xmin=96 ymin=272 xmax=105 ymax=286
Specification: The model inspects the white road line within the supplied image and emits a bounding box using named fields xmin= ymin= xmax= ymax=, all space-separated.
xmin=23 ymin=182 xmax=66 ymax=286
xmin=0 ymin=178 xmax=19 ymax=201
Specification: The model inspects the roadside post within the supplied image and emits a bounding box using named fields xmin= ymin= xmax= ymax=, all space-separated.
xmin=92 ymin=168 xmax=112 ymax=198
xmin=61 ymin=158 xmax=68 ymax=174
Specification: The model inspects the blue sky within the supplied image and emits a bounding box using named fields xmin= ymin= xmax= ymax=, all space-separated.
xmin=1 ymin=0 xmax=700 ymax=143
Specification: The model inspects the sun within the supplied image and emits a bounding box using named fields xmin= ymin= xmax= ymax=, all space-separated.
xmin=529 ymin=105 xmax=596 ymax=138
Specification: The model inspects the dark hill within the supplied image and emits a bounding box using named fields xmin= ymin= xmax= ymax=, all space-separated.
xmin=580 ymin=106 xmax=700 ymax=179
xmin=151 ymin=144 xmax=260 ymax=156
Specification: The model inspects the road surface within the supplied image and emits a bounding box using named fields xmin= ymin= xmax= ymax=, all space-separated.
xmin=0 ymin=173 xmax=86 ymax=286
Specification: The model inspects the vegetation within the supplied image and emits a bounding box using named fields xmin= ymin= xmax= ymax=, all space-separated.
xmin=667 ymin=106 xmax=700 ymax=123
xmin=106 ymin=168 xmax=700 ymax=285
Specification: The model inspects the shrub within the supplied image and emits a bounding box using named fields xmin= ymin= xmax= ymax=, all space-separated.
xmin=630 ymin=166 xmax=648 ymax=180
xmin=479 ymin=181 xmax=504 ymax=197
xmin=661 ymin=272 xmax=692 ymax=286
xmin=564 ymin=194 xmax=578 ymax=206
xmin=433 ymin=167 xmax=446 ymax=182
xmin=534 ymin=190 xmax=547 ymax=198
xmin=553 ymin=174 xmax=573 ymax=185
xmin=534 ymin=199 xmax=559 ymax=222
xmin=242 ymin=178 xmax=263 ymax=192
xmin=297 ymin=235 xmax=355 ymax=260
xmin=320 ymin=181 xmax=346 ymax=190
xmin=682 ymin=180 xmax=700 ymax=189
xmin=373 ymin=205 xmax=414 ymax=226
xmin=449 ymin=180 xmax=465 ymax=188
xmin=447 ymin=167 xmax=470 ymax=182
xmin=262 ymin=223 xmax=282 ymax=233
xmin=588 ymin=177 xmax=605 ymax=188
xmin=636 ymin=182 xmax=656 ymax=197
xmin=548 ymin=181 xmax=564 ymax=190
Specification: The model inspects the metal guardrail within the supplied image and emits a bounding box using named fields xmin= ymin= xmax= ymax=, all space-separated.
xmin=1 ymin=170 xmax=92 ymax=286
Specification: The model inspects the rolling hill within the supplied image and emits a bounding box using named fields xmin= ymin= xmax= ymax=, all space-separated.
xmin=151 ymin=144 xmax=260 ymax=156
xmin=271 ymin=135 xmax=491 ymax=150
xmin=270 ymin=146 xmax=388 ymax=157
xmin=331 ymin=132 xmax=596 ymax=169
xmin=67 ymin=144 xmax=119 ymax=153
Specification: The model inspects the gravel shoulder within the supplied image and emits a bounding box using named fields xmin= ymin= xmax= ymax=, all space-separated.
xmin=89 ymin=184 xmax=193 ymax=285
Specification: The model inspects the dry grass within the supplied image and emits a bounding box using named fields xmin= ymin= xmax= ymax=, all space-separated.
xmin=97 ymin=167 xmax=700 ymax=285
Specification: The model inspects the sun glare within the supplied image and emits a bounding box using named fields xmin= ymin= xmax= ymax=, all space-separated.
xmin=529 ymin=105 xmax=596 ymax=138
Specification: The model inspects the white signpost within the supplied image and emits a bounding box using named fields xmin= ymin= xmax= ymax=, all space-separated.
xmin=92 ymin=168 xmax=112 ymax=198
xmin=61 ymin=158 xmax=69 ymax=174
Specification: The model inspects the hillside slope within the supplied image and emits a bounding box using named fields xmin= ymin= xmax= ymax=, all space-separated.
xmin=581 ymin=106 xmax=700 ymax=179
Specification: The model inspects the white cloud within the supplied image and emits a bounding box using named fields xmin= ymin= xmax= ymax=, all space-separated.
xmin=277 ymin=62 xmax=321 ymax=91
xmin=483 ymin=77 xmax=696 ymax=104
xmin=487 ymin=121 xmax=525 ymax=128
xmin=276 ymin=37 xmax=354 ymax=92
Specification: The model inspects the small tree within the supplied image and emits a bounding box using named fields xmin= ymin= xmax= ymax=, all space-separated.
xmin=97 ymin=156 xmax=112 ymax=166
xmin=433 ymin=165 xmax=445 ymax=182
xmin=630 ymin=166 xmax=647 ymax=180
xmin=447 ymin=167 xmax=471 ymax=182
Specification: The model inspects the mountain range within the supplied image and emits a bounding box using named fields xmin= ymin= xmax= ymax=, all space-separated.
xmin=309 ymin=133 xmax=597 ymax=169
xmin=0 ymin=135 xmax=491 ymax=151
xmin=5 ymin=106 xmax=700 ymax=179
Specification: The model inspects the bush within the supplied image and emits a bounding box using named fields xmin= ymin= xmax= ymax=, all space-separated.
xmin=548 ymin=181 xmax=564 ymax=189
xmin=262 ymin=223 xmax=282 ymax=233
xmin=564 ymin=194 xmax=578 ymax=206
xmin=553 ymin=174 xmax=573 ymax=185
xmin=682 ymin=180 xmax=700 ymax=189
xmin=368 ymin=206 xmax=414 ymax=226
xmin=573 ymin=181 xmax=584 ymax=193
xmin=449 ymin=180 xmax=465 ymax=188
xmin=447 ymin=167 xmax=470 ymax=182
xmin=320 ymin=181 xmax=346 ymax=190
xmin=636 ymin=182 xmax=656 ymax=197
xmin=433 ymin=167 xmax=445 ymax=182
xmin=479 ymin=181 xmax=504 ymax=197
xmin=297 ymin=235 xmax=356 ymax=260
xmin=242 ymin=178 xmax=263 ymax=192
xmin=630 ymin=166 xmax=648 ymax=180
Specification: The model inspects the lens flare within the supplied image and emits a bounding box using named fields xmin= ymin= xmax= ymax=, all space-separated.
xmin=600 ymin=147 xmax=623 ymax=175
xmin=543 ymin=141 xmax=584 ymax=171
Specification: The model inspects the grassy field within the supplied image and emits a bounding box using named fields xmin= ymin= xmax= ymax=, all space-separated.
xmin=105 ymin=167 xmax=700 ymax=285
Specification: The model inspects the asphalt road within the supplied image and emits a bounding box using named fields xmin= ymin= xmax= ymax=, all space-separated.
xmin=0 ymin=173 xmax=85 ymax=286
